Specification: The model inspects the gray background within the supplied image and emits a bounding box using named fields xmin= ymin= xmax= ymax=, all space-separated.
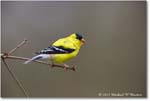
xmin=1 ymin=1 xmax=146 ymax=97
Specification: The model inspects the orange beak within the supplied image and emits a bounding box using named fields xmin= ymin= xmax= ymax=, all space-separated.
xmin=81 ymin=38 xmax=85 ymax=44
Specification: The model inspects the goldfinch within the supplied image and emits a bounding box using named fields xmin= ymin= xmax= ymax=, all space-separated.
xmin=24 ymin=33 xmax=85 ymax=69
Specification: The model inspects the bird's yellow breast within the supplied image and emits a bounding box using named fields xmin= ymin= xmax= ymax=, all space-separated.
xmin=52 ymin=49 xmax=79 ymax=63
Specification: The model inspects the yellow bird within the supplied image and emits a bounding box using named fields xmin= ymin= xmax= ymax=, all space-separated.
xmin=24 ymin=33 xmax=85 ymax=69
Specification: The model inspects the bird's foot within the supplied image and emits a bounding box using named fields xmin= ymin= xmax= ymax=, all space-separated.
xmin=72 ymin=65 xmax=76 ymax=71
xmin=51 ymin=63 xmax=54 ymax=68
xmin=63 ymin=64 xmax=69 ymax=71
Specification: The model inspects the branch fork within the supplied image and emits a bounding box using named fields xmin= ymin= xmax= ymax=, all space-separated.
xmin=1 ymin=38 xmax=76 ymax=97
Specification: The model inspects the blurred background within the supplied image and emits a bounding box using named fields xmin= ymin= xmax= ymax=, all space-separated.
xmin=1 ymin=1 xmax=146 ymax=97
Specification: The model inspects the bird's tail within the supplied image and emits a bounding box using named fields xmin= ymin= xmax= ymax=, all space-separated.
xmin=24 ymin=54 xmax=50 ymax=64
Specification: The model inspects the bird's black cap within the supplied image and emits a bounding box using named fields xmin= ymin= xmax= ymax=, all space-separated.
xmin=75 ymin=33 xmax=83 ymax=40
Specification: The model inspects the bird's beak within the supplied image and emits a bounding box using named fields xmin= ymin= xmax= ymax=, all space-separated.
xmin=81 ymin=38 xmax=85 ymax=44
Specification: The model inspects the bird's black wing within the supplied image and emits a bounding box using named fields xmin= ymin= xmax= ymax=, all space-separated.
xmin=35 ymin=46 xmax=75 ymax=54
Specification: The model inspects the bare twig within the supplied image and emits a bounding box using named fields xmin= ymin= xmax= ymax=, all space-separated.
xmin=8 ymin=38 xmax=27 ymax=55
xmin=1 ymin=58 xmax=29 ymax=97
xmin=4 ymin=55 xmax=76 ymax=71
xmin=1 ymin=38 xmax=76 ymax=71
xmin=1 ymin=38 xmax=76 ymax=97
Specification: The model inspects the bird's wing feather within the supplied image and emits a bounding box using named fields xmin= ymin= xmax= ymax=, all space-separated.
xmin=36 ymin=46 xmax=75 ymax=54
xmin=36 ymin=38 xmax=76 ymax=54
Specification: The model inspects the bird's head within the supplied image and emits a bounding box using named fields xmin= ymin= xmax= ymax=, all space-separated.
xmin=69 ymin=33 xmax=85 ymax=46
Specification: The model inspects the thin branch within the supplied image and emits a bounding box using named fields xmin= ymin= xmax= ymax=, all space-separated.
xmin=4 ymin=55 xmax=76 ymax=71
xmin=8 ymin=38 xmax=27 ymax=55
xmin=1 ymin=58 xmax=29 ymax=97
xmin=1 ymin=38 xmax=76 ymax=71
xmin=1 ymin=38 xmax=76 ymax=98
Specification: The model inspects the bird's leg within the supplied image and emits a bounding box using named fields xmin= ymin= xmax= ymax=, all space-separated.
xmin=51 ymin=62 xmax=55 ymax=68
xmin=72 ymin=65 xmax=77 ymax=71
xmin=63 ymin=63 xmax=69 ymax=71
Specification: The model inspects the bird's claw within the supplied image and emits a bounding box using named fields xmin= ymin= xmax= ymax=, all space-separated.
xmin=63 ymin=64 xmax=69 ymax=71
xmin=51 ymin=64 xmax=54 ymax=68
xmin=72 ymin=65 xmax=76 ymax=71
